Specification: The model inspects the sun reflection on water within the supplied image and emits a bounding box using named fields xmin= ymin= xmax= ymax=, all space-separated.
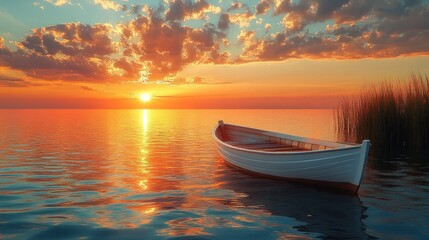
xmin=142 ymin=109 xmax=149 ymax=133
xmin=139 ymin=109 xmax=150 ymax=191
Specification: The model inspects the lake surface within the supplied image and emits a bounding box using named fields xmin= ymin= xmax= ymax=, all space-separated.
xmin=0 ymin=109 xmax=428 ymax=240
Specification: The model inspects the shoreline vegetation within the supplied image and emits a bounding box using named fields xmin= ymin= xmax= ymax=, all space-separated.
xmin=335 ymin=74 xmax=429 ymax=160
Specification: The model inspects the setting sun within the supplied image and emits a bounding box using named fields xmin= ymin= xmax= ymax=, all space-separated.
xmin=139 ymin=93 xmax=152 ymax=103
xmin=1 ymin=1 xmax=429 ymax=239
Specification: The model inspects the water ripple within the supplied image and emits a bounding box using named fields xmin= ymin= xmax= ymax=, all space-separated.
xmin=0 ymin=109 xmax=428 ymax=239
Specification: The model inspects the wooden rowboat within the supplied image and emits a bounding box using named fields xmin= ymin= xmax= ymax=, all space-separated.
xmin=212 ymin=120 xmax=370 ymax=194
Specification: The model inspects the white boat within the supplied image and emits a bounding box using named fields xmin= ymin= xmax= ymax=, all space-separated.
xmin=212 ymin=120 xmax=370 ymax=194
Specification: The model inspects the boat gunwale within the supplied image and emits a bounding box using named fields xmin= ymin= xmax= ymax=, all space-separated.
xmin=212 ymin=123 xmax=363 ymax=156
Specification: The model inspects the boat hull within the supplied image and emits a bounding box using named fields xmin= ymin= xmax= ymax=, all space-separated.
xmin=212 ymin=122 xmax=370 ymax=194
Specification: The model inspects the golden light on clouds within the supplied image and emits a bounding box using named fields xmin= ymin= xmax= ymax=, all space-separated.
xmin=1 ymin=0 xmax=429 ymax=108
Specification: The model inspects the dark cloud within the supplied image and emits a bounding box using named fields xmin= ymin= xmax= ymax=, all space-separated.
xmin=80 ymin=85 xmax=97 ymax=91
xmin=274 ymin=0 xmax=311 ymax=15
xmin=245 ymin=33 xmax=337 ymax=61
xmin=328 ymin=24 xmax=369 ymax=38
xmin=218 ymin=13 xmax=230 ymax=30
xmin=166 ymin=0 xmax=186 ymax=21
xmin=0 ymin=46 xmax=111 ymax=82
xmin=113 ymin=58 xmax=142 ymax=79
xmin=334 ymin=0 xmax=374 ymax=23
xmin=377 ymin=4 xmax=429 ymax=34
xmin=0 ymin=75 xmax=26 ymax=87
xmin=0 ymin=75 xmax=46 ymax=87
xmin=0 ymin=75 xmax=24 ymax=81
xmin=165 ymin=0 xmax=211 ymax=21
xmin=236 ymin=0 xmax=429 ymax=62
xmin=255 ymin=0 xmax=272 ymax=15
xmin=316 ymin=0 xmax=350 ymax=18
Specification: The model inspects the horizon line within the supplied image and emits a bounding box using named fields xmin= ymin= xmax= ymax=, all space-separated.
xmin=0 ymin=107 xmax=335 ymax=110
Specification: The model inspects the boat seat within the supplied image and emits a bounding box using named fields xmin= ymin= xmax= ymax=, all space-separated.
xmin=225 ymin=141 xmax=274 ymax=147
xmin=230 ymin=142 xmax=277 ymax=146
xmin=254 ymin=146 xmax=305 ymax=151
xmin=225 ymin=140 xmax=331 ymax=151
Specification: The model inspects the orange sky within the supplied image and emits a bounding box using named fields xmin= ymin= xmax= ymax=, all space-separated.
xmin=1 ymin=0 xmax=429 ymax=108
xmin=2 ymin=56 xmax=428 ymax=108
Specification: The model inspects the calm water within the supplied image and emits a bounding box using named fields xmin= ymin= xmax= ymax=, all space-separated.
xmin=0 ymin=109 xmax=428 ymax=240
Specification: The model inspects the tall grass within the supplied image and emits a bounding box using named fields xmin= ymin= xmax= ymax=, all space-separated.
xmin=335 ymin=74 xmax=429 ymax=157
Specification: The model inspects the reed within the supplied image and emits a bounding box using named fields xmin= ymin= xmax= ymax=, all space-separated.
xmin=335 ymin=74 xmax=429 ymax=157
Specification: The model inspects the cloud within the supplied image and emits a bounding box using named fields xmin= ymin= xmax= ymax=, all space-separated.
xmin=0 ymin=75 xmax=46 ymax=87
xmin=80 ymin=85 xmax=98 ymax=91
xmin=0 ymin=78 xmax=27 ymax=87
xmin=264 ymin=23 xmax=271 ymax=30
xmin=0 ymin=4 xmax=230 ymax=85
xmin=33 ymin=2 xmax=46 ymax=10
xmin=116 ymin=13 xmax=228 ymax=81
xmin=235 ymin=0 xmax=429 ymax=62
xmin=165 ymin=0 xmax=220 ymax=21
xmin=44 ymin=0 xmax=126 ymax=9
xmin=92 ymin=0 xmax=124 ymax=11
xmin=226 ymin=2 xmax=255 ymax=28
xmin=228 ymin=2 xmax=243 ymax=11
xmin=0 ymin=23 xmax=115 ymax=82
xmin=45 ymin=0 xmax=70 ymax=6
xmin=255 ymin=0 xmax=272 ymax=15
xmin=0 ymin=75 xmax=26 ymax=86
xmin=1 ymin=0 xmax=429 ymax=85
xmin=217 ymin=13 xmax=230 ymax=30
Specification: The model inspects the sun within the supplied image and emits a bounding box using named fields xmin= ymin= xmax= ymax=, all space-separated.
xmin=139 ymin=93 xmax=152 ymax=103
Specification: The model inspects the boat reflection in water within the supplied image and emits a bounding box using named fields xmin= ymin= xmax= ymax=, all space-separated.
xmin=216 ymin=164 xmax=373 ymax=239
